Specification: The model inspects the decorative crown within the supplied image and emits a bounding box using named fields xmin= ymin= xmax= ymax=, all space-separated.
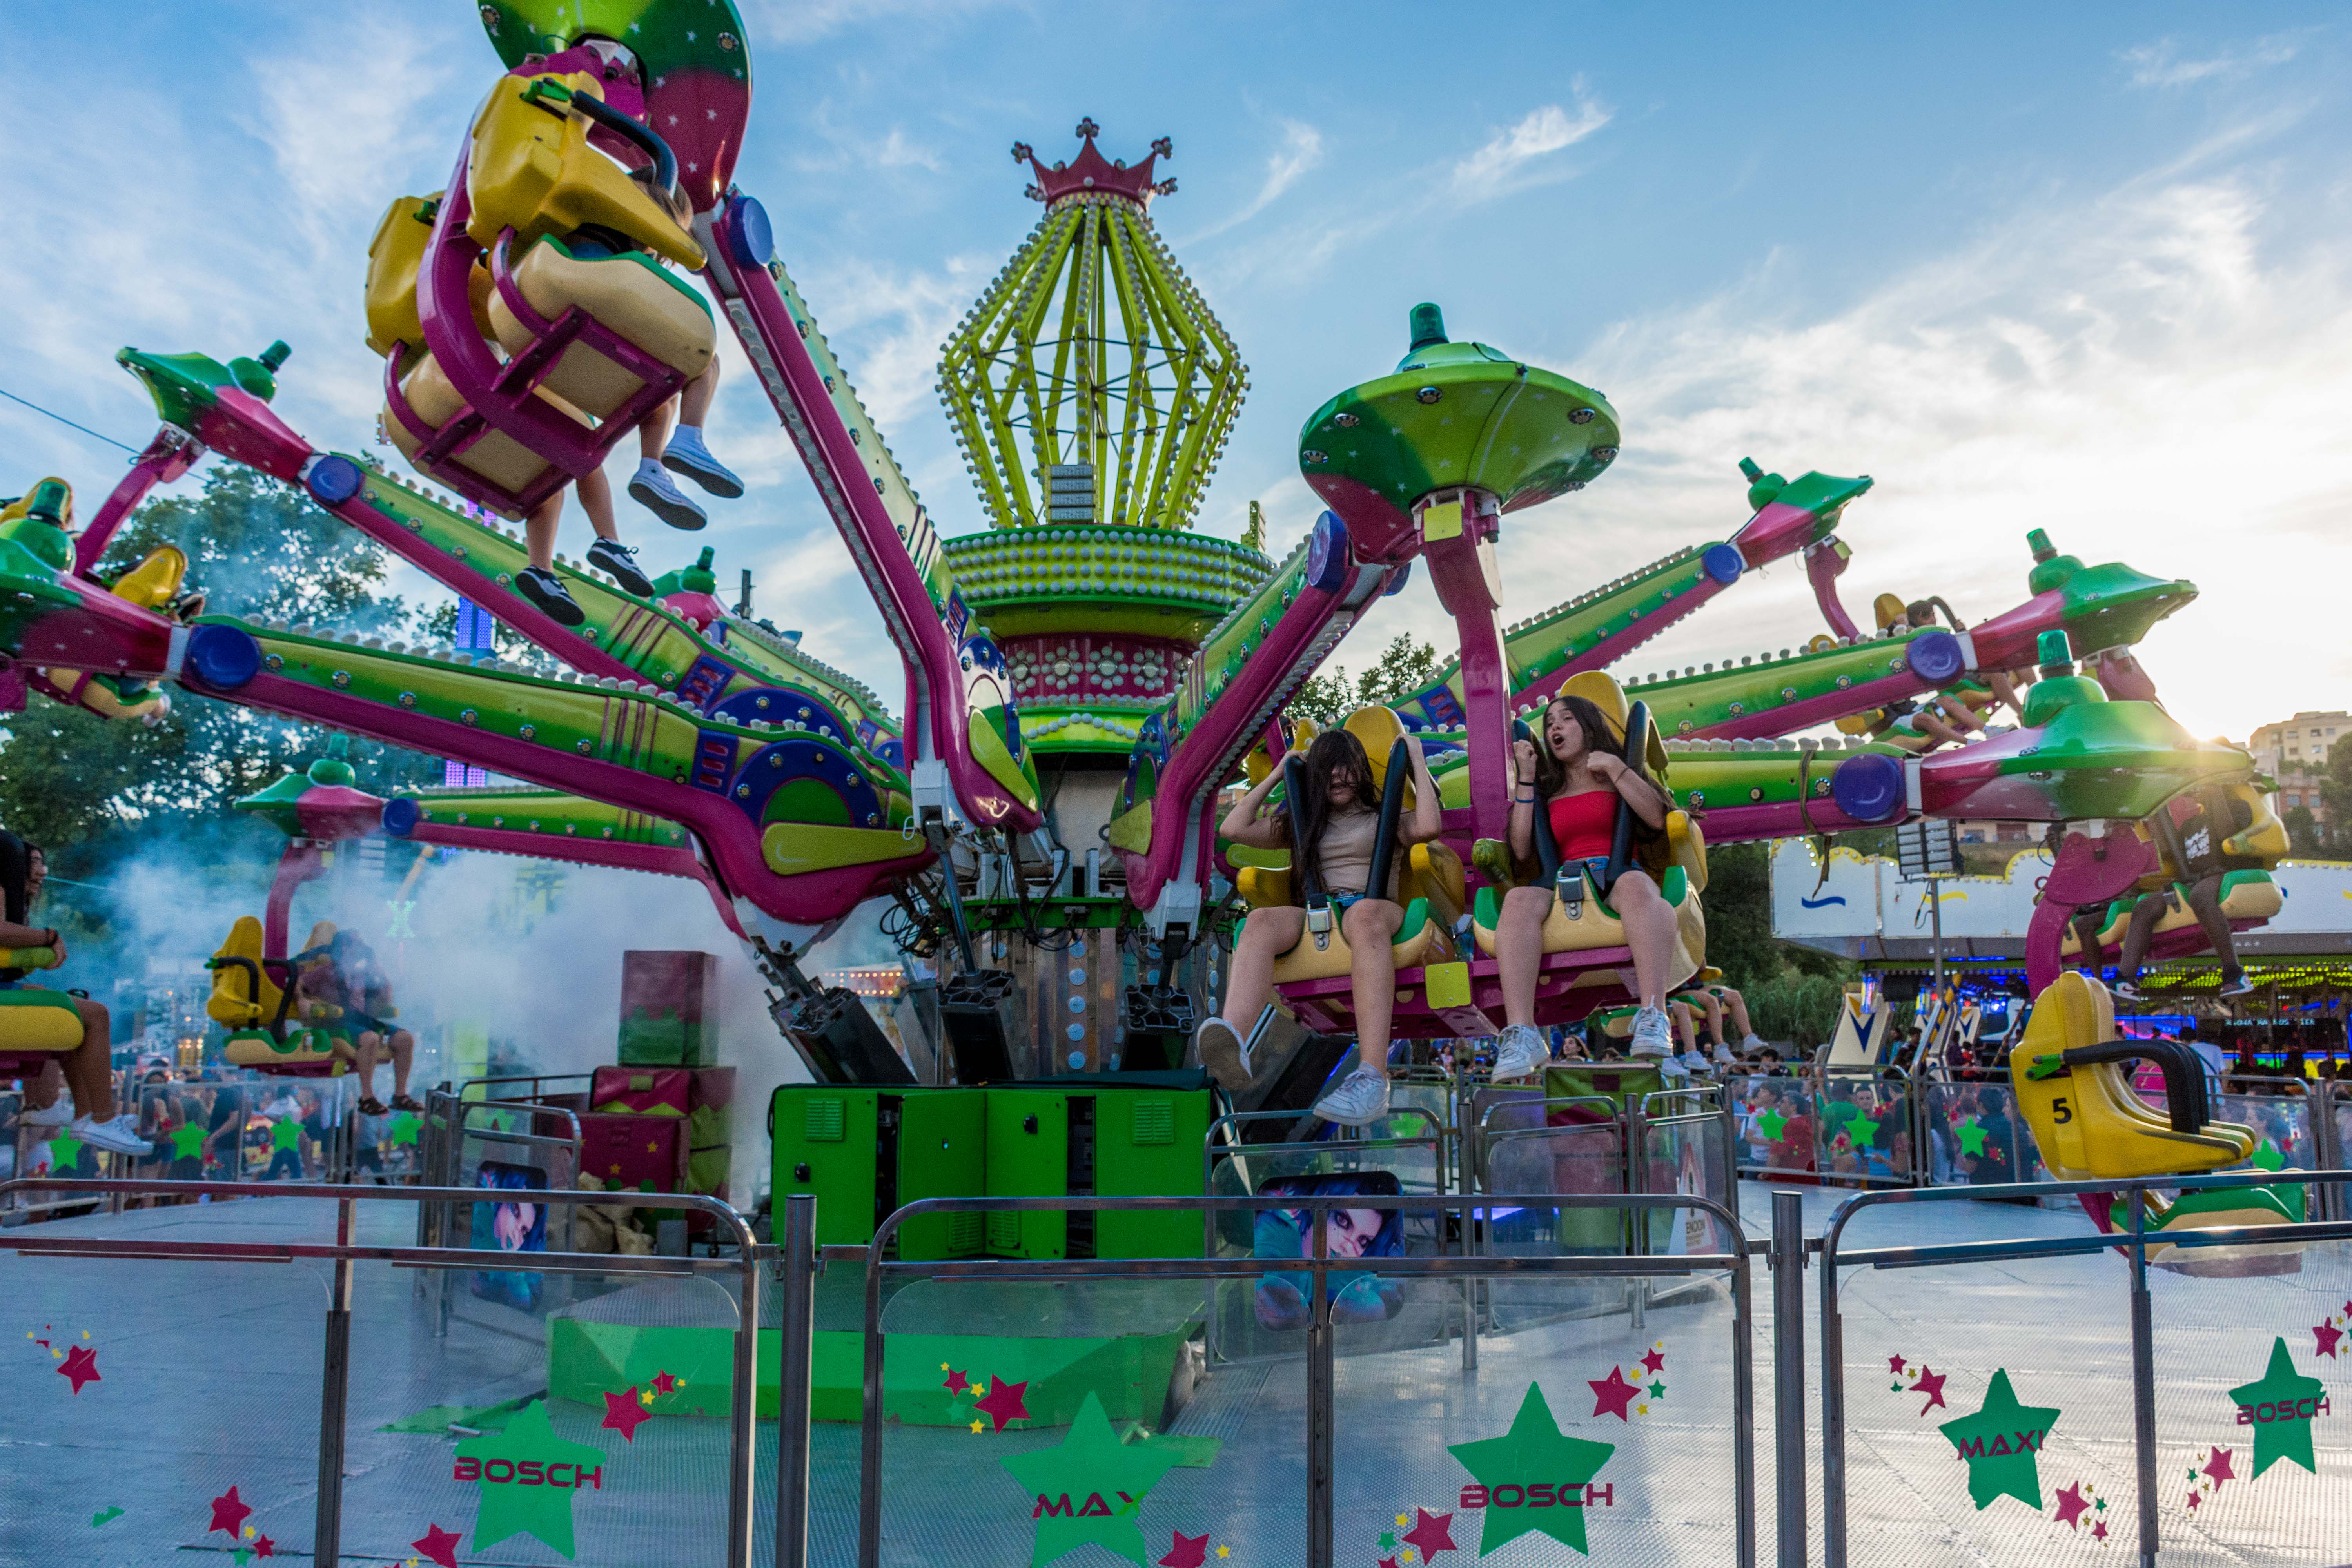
xmin=1009 ymin=120 xmax=1175 ymax=206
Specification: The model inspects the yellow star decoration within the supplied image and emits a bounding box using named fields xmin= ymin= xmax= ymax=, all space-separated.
xmin=1637 ymin=1403 xmax=1650 ymax=1415
xmin=941 ymin=1362 xmax=951 ymax=1371
xmin=243 ymin=1528 xmax=258 ymax=1539
xmin=639 ymin=1390 xmax=656 ymax=1406
xmin=1403 ymin=1552 xmax=1418 ymax=1564
xmin=81 ymin=1331 xmax=89 ymax=1340
xmin=1216 ymin=1550 xmax=1230 ymax=1560
xmin=970 ymin=1419 xmax=985 ymax=1434
xmin=1396 ymin=1514 xmax=1410 ymax=1528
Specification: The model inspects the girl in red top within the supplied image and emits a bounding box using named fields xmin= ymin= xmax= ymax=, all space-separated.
xmin=1492 ymin=694 xmax=1681 ymax=1064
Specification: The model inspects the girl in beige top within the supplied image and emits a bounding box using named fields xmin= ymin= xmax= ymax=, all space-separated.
xmin=1197 ymin=727 xmax=1441 ymax=1125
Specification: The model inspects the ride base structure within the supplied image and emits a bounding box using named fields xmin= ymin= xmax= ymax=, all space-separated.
xmin=2 ymin=3 xmax=2340 ymax=1564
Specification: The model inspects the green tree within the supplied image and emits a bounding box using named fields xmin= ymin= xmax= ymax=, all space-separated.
xmin=0 ymin=465 xmax=446 ymax=881
xmin=1290 ymin=635 xmax=1441 ymax=728
xmin=2283 ymin=804 xmax=2324 ymax=857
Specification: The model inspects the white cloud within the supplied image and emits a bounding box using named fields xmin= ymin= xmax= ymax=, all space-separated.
xmin=1451 ymin=88 xmax=1612 ymax=201
xmin=1186 ymin=119 xmax=1326 ymax=242
xmin=743 ymin=0 xmax=1024 ymax=45
xmin=1340 ymin=144 xmax=2352 ymax=743
xmin=2121 ymin=33 xmax=2303 ymax=88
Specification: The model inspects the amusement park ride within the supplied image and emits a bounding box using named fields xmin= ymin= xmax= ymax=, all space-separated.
xmin=0 ymin=0 xmax=2301 ymax=1256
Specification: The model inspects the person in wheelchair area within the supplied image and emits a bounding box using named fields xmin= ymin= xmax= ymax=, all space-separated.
xmin=514 ymin=168 xmax=741 ymax=622
xmin=5 ymin=839 xmax=151 ymax=1156
xmin=1495 ymin=694 xmax=1679 ymax=1066
xmin=1196 ymin=727 xmax=1442 ymax=1124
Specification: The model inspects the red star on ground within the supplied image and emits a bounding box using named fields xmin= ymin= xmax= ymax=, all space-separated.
xmin=252 ymin=1535 xmax=275 ymax=1559
xmin=2185 ymin=1490 xmax=2200 ymax=1512
xmin=1403 ymin=1506 xmax=1457 ymax=1557
xmin=1887 ymin=1354 xmax=1906 ymax=1375
xmin=1641 ymin=1348 xmax=1667 ymax=1375
xmin=942 ymin=1368 xmax=971 ymax=1395
xmin=2315 ymin=1323 xmax=2344 ymax=1360
xmin=1589 ymin=1366 xmax=1640 ymax=1421
xmin=1912 ymin=1365 xmax=1948 ymax=1415
xmin=412 ymin=1523 xmax=463 ymax=1568
xmin=602 ymin=1387 xmax=652 ymax=1441
xmin=974 ymin=1377 xmax=1031 ymax=1432
xmin=2093 ymin=1521 xmax=2108 ymax=1541
xmin=1379 ymin=1558 xmax=1400 ymax=1568
xmin=57 ymin=1344 xmax=101 ymax=1394
xmin=652 ymin=1370 xmax=680 ymax=1394
xmin=1156 ymin=1530 xmax=1209 ymax=1567
xmin=209 ymin=1488 xmax=252 ymax=1537
xmin=2203 ymin=1447 xmax=2235 ymax=1487
xmin=2054 ymin=1482 xmax=2089 ymax=1527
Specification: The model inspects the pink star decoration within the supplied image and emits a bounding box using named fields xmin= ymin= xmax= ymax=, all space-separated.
xmin=411 ymin=1523 xmax=463 ymax=1568
xmin=1641 ymin=1348 xmax=1667 ymax=1375
xmin=2054 ymin=1482 xmax=2089 ymax=1528
xmin=1156 ymin=1530 xmax=1209 ymax=1568
xmin=1588 ymin=1366 xmax=1640 ymax=1421
xmin=209 ymin=1488 xmax=252 ymax=1537
xmin=601 ymin=1387 xmax=652 ymax=1441
xmin=1887 ymin=1354 xmax=1907 ymax=1375
xmin=1912 ymin=1365 xmax=1948 ymax=1415
xmin=973 ymin=1376 xmax=1031 ymax=1432
xmin=942 ymin=1368 xmax=971 ymax=1395
xmin=2093 ymin=1521 xmax=2108 ymax=1541
xmin=653 ymin=1370 xmax=681 ymax=1394
xmin=2203 ymin=1447 xmax=2235 ymax=1488
xmin=1402 ymin=1507 xmax=1457 ymax=1557
xmin=57 ymin=1344 xmax=101 ymax=1394
xmin=2314 ymin=1322 xmax=2343 ymax=1360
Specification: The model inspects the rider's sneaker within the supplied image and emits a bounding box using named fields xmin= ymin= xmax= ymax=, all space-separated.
xmin=1628 ymin=1007 xmax=1675 ymax=1059
xmin=1492 ymin=1023 xmax=1549 ymax=1082
xmin=1740 ymin=1033 xmax=1768 ymax=1055
xmin=1678 ymin=1049 xmax=1713 ymax=1077
xmin=1712 ymin=1042 xmax=1738 ymax=1068
xmin=1312 ymin=1065 xmax=1391 ymax=1127
xmin=662 ymin=427 xmax=744 ymax=499
xmin=630 ymin=461 xmax=708 ymax=530
xmin=20 ymin=1095 xmax=74 ymax=1127
xmin=1194 ymin=1016 xmax=1251 ymax=1092
xmin=516 ymin=565 xmax=586 ymax=627
xmin=71 ymin=1114 xmax=154 ymax=1158
xmin=2218 ymin=971 xmax=2256 ymax=999
xmin=586 ymin=537 xmax=656 ymax=597
xmin=2111 ymin=978 xmax=2145 ymax=1002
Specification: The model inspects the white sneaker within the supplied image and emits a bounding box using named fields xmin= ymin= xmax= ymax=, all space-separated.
xmin=1194 ymin=1016 xmax=1251 ymax=1092
xmin=628 ymin=461 xmax=708 ymax=530
xmin=662 ymin=427 xmax=745 ymax=498
xmin=1312 ymin=1065 xmax=1391 ymax=1126
xmin=1492 ymin=1024 xmax=1549 ymax=1081
xmin=1657 ymin=1053 xmax=1692 ymax=1085
xmin=1628 ymin=1007 xmax=1674 ymax=1059
xmin=1711 ymin=1042 xmax=1737 ymax=1068
xmin=19 ymin=1096 xmax=74 ymax=1127
xmin=1678 ymin=1049 xmax=1713 ymax=1076
xmin=71 ymin=1114 xmax=154 ymax=1157
xmin=1741 ymin=1033 xmax=1768 ymax=1054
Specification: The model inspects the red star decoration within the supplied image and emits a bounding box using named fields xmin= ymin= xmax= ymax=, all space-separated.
xmin=2185 ymin=1490 xmax=2200 ymax=1512
xmin=2316 ymin=1323 xmax=2344 ymax=1360
xmin=2093 ymin=1521 xmax=2108 ymax=1541
xmin=973 ymin=1377 xmax=1031 ymax=1432
xmin=2054 ymin=1482 xmax=2089 ymax=1527
xmin=1912 ymin=1365 xmax=1948 ymax=1415
xmin=942 ymin=1368 xmax=971 ymax=1395
xmin=2203 ymin=1446 xmax=2235 ymax=1487
xmin=1641 ymin=1348 xmax=1667 ymax=1374
xmin=1887 ymin=1354 xmax=1907 ymax=1375
xmin=252 ymin=1536 xmax=276 ymax=1559
xmin=602 ymin=1387 xmax=652 ymax=1441
xmin=57 ymin=1344 xmax=101 ymax=1394
xmin=208 ymin=1487 xmax=252 ymax=1537
xmin=653 ymin=1370 xmax=680 ymax=1394
xmin=412 ymin=1523 xmax=463 ymax=1568
xmin=1379 ymin=1558 xmax=1400 ymax=1568
xmin=1403 ymin=1506 xmax=1457 ymax=1556
xmin=1156 ymin=1530 xmax=1209 ymax=1567
xmin=1589 ymin=1366 xmax=1640 ymax=1421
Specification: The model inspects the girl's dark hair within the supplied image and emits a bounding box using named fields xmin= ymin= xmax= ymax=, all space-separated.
xmin=0 ymin=831 xmax=27 ymax=926
xmin=1531 ymin=694 xmax=1632 ymax=800
xmin=1282 ymin=728 xmax=1378 ymax=897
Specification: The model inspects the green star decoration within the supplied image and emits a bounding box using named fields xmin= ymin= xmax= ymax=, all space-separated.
xmin=2251 ymin=1141 xmax=2285 ymax=1173
xmin=171 ymin=1124 xmax=207 ymax=1160
xmin=2228 ymin=1336 xmax=2326 ymax=1479
xmin=1938 ymin=1369 xmax=2060 ymax=1511
xmin=1648 ymin=1381 xmax=1665 ymax=1399
xmin=1755 ymin=1110 xmax=1788 ymax=1142
xmin=1000 ymin=1391 xmax=1178 ymax=1565
xmin=270 ymin=1118 xmax=301 ymax=1153
xmin=455 ymin=1399 xmax=606 ymax=1559
xmin=1846 ymin=1115 xmax=1881 ymax=1150
xmin=49 ymin=1133 xmax=84 ymax=1173
xmin=1955 ymin=1118 xmax=1989 ymax=1158
xmin=388 ymin=1112 xmax=424 ymax=1147
xmin=1447 ymin=1382 xmax=1614 ymax=1557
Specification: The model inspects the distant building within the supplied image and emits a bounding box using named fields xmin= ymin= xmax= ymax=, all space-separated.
xmin=2249 ymin=710 xmax=2349 ymax=828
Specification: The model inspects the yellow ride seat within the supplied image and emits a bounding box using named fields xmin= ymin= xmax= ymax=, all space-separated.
xmin=206 ymin=915 xmax=284 ymax=1029
xmin=384 ymin=354 xmax=598 ymax=507
xmin=2007 ymin=971 xmax=2253 ymax=1180
xmin=363 ymin=193 xmax=501 ymax=359
xmin=2057 ymin=870 xmax=2283 ymax=958
xmin=485 ymin=234 xmax=715 ymax=418
xmin=466 ymin=73 xmax=704 ymax=268
xmin=107 ymin=545 xmax=186 ymax=610
xmin=0 ymin=942 xmax=79 ymax=1060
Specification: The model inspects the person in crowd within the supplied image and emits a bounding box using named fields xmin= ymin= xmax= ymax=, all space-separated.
xmin=4 ymin=837 xmax=150 ymax=1156
xmin=297 ymin=933 xmax=422 ymax=1118
xmin=1198 ymin=727 xmax=1444 ymax=1123
xmin=2112 ymin=785 xmax=2261 ymax=1002
xmin=260 ymin=1085 xmax=307 ymax=1181
xmin=1962 ymin=1085 xmax=2019 ymax=1188
xmin=1493 ymin=695 xmax=1680 ymax=1064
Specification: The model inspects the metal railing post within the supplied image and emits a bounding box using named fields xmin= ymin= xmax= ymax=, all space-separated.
xmin=2128 ymin=1190 xmax=2159 ymax=1568
xmin=727 ymin=1213 xmax=763 ymax=1568
xmin=1732 ymin=1231 xmax=1758 ymax=1568
xmin=1819 ymin=1196 xmax=1847 ymax=1568
xmin=312 ymin=1194 xmax=356 ymax=1568
xmin=1769 ymin=1189 xmax=1807 ymax=1568
xmin=773 ymin=1195 xmax=818 ymax=1568
xmin=1307 ymin=1199 xmax=1336 ymax=1568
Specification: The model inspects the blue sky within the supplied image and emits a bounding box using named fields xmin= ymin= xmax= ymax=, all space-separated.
xmin=5 ymin=3 xmax=2350 ymax=740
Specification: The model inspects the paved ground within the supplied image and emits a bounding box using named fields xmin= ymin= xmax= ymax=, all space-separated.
xmin=0 ymin=1185 xmax=2345 ymax=1567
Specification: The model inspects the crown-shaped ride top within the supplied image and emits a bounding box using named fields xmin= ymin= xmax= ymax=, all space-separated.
xmin=1012 ymin=118 xmax=1177 ymax=207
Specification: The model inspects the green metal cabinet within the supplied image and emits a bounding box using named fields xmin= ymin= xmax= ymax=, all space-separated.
xmin=982 ymin=1088 xmax=1071 ymax=1258
xmin=980 ymin=1086 xmax=1209 ymax=1259
xmin=769 ymin=1086 xmax=986 ymax=1259
xmin=1094 ymin=1088 xmax=1210 ymax=1260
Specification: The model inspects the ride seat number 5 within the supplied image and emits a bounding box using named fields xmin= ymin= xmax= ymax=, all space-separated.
xmin=2050 ymin=1096 xmax=2072 ymax=1124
